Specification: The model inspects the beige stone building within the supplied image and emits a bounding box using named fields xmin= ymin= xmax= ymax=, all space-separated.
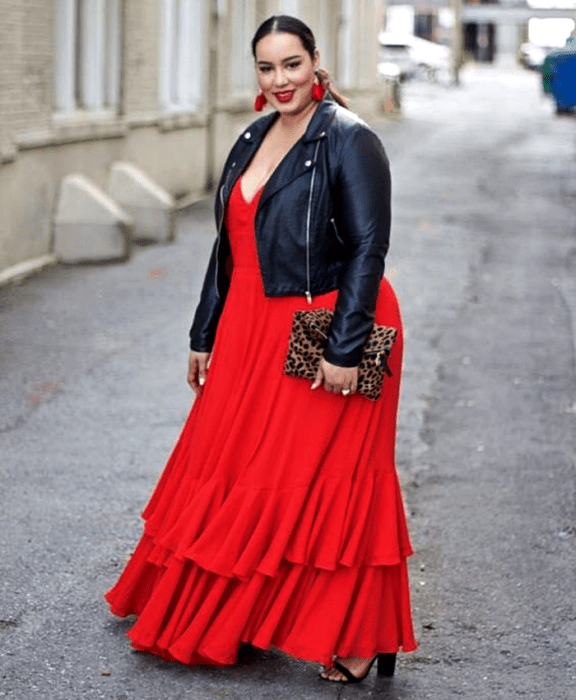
xmin=0 ymin=0 xmax=389 ymax=278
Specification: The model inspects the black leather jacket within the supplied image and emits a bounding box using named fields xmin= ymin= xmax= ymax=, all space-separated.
xmin=189 ymin=97 xmax=391 ymax=367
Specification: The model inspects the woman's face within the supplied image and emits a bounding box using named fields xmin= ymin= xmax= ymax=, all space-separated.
xmin=255 ymin=32 xmax=319 ymax=116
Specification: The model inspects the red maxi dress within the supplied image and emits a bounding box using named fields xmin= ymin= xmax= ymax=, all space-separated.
xmin=105 ymin=178 xmax=417 ymax=666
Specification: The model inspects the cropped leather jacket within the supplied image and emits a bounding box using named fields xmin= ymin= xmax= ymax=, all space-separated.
xmin=189 ymin=96 xmax=391 ymax=367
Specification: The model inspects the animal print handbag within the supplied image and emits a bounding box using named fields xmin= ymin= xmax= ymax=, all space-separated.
xmin=284 ymin=308 xmax=398 ymax=400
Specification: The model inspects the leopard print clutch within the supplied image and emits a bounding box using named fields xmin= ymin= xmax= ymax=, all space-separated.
xmin=284 ymin=308 xmax=398 ymax=401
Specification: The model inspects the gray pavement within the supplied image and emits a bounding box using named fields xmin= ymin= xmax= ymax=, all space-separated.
xmin=1 ymin=65 xmax=575 ymax=699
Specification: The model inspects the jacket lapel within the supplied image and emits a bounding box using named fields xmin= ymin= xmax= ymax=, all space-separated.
xmin=258 ymin=100 xmax=334 ymax=207
xmin=221 ymin=99 xmax=335 ymax=212
xmin=220 ymin=113 xmax=277 ymax=204
xmin=257 ymin=140 xmax=322 ymax=207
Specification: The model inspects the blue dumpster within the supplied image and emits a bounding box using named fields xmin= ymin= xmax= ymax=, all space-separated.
xmin=542 ymin=38 xmax=576 ymax=114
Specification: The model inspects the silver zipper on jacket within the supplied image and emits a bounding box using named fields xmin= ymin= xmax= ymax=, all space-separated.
xmin=305 ymin=141 xmax=321 ymax=305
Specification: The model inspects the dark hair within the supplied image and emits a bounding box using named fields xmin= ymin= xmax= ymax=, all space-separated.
xmin=251 ymin=15 xmax=349 ymax=109
xmin=251 ymin=15 xmax=315 ymax=61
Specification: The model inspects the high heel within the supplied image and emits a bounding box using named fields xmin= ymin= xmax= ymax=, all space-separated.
xmin=327 ymin=653 xmax=397 ymax=683
xmin=377 ymin=652 xmax=397 ymax=677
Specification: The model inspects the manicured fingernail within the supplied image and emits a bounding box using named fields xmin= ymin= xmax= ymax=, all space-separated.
xmin=199 ymin=376 xmax=205 ymax=386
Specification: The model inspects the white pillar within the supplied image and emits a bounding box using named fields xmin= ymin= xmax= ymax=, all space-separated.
xmin=54 ymin=0 xmax=76 ymax=112
xmin=316 ymin=0 xmax=333 ymax=72
xmin=185 ymin=0 xmax=206 ymax=110
xmin=81 ymin=0 xmax=106 ymax=110
xmin=105 ymin=0 xmax=122 ymax=109
xmin=338 ymin=0 xmax=354 ymax=88
xmin=282 ymin=0 xmax=300 ymax=16
xmin=178 ymin=0 xmax=193 ymax=107
xmin=159 ymin=0 xmax=176 ymax=108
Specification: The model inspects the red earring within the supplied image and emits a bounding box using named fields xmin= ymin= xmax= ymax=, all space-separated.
xmin=311 ymin=82 xmax=325 ymax=102
xmin=254 ymin=92 xmax=267 ymax=112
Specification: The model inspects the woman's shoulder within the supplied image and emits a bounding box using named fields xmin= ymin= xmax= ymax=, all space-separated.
xmin=322 ymin=101 xmax=385 ymax=160
xmin=318 ymin=99 xmax=380 ymax=151
xmin=331 ymin=102 xmax=368 ymax=130
xmin=317 ymin=95 xmax=368 ymax=130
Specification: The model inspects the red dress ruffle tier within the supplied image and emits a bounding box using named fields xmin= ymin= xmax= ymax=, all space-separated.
xmin=104 ymin=178 xmax=417 ymax=666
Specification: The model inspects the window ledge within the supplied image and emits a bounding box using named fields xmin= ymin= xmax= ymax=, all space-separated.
xmin=158 ymin=110 xmax=209 ymax=132
xmin=217 ymin=95 xmax=253 ymax=114
xmin=5 ymin=108 xmax=212 ymax=157
xmin=52 ymin=108 xmax=120 ymax=124
xmin=1 ymin=140 xmax=17 ymax=164
xmin=124 ymin=111 xmax=163 ymax=129
xmin=17 ymin=112 xmax=128 ymax=150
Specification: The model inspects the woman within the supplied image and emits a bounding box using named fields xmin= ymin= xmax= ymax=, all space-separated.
xmin=105 ymin=15 xmax=417 ymax=684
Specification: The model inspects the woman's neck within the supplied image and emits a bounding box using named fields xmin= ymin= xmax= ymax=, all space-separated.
xmin=275 ymin=100 xmax=318 ymax=136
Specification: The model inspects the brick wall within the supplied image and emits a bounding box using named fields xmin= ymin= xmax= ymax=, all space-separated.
xmin=123 ymin=0 xmax=160 ymax=116
xmin=0 ymin=1 xmax=53 ymax=145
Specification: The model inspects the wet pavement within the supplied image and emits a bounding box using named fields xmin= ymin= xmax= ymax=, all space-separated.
xmin=1 ymin=65 xmax=575 ymax=699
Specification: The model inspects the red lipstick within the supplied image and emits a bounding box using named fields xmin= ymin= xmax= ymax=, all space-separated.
xmin=274 ymin=91 xmax=295 ymax=103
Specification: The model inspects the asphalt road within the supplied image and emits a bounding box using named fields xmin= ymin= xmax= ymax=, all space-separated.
xmin=1 ymin=66 xmax=575 ymax=700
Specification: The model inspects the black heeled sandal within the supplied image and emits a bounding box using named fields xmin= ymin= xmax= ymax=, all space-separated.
xmin=377 ymin=653 xmax=397 ymax=677
xmin=327 ymin=653 xmax=396 ymax=683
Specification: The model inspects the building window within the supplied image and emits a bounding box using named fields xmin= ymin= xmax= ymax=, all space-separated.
xmin=229 ymin=0 xmax=256 ymax=94
xmin=54 ymin=0 xmax=122 ymax=114
xmin=160 ymin=0 xmax=206 ymax=112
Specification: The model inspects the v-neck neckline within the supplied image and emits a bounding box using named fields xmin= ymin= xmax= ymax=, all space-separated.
xmin=239 ymin=102 xmax=322 ymax=205
xmin=239 ymin=177 xmax=265 ymax=206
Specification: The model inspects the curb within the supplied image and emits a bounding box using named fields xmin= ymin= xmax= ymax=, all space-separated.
xmin=0 ymin=254 xmax=57 ymax=288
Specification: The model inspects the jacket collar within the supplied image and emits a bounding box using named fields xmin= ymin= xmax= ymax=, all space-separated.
xmin=222 ymin=97 xmax=336 ymax=212
xmin=240 ymin=95 xmax=337 ymax=146
xmin=303 ymin=95 xmax=338 ymax=143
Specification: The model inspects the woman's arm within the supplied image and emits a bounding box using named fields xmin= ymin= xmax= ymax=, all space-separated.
xmin=324 ymin=125 xmax=391 ymax=368
xmin=188 ymin=237 xmax=227 ymax=353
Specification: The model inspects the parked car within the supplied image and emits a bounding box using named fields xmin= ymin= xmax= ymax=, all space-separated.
xmin=377 ymin=31 xmax=451 ymax=82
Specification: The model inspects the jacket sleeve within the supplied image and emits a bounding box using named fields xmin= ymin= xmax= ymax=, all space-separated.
xmin=323 ymin=125 xmax=391 ymax=367
xmin=188 ymin=237 xmax=226 ymax=352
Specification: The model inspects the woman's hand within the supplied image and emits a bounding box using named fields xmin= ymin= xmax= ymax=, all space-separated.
xmin=311 ymin=358 xmax=358 ymax=395
xmin=187 ymin=351 xmax=211 ymax=395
